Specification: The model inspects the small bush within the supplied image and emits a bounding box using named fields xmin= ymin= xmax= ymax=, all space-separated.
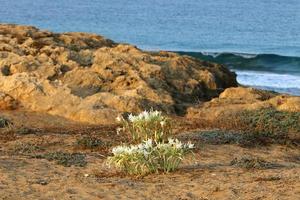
xmin=34 ymin=152 xmax=87 ymax=167
xmin=13 ymin=142 xmax=43 ymax=154
xmin=195 ymin=130 xmax=243 ymax=145
xmin=16 ymin=127 xmax=36 ymax=135
xmin=230 ymin=156 xmax=275 ymax=169
xmin=117 ymin=110 xmax=172 ymax=142
xmin=76 ymin=136 xmax=105 ymax=149
xmin=108 ymin=138 xmax=194 ymax=175
xmin=0 ymin=117 xmax=13 ymax=129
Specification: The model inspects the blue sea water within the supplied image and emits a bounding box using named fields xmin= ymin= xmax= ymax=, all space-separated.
xmin=0 ymin=0 xmax=300 ymax=95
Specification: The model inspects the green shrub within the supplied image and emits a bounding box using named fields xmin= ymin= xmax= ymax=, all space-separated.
xmin=13 ymin=142 xmax=43 ymax=154
xmin=117 ymin=110 xmax=172 ymax=142
xmin=107 ymin=138 xmax=194 ymax=175
xmin=218 ymin=108 xmax=300 ymax=138
xmin=34 ymin=152 xmax=87 ymax=167
xmin=76 ymin=136 xmax=105 ymax=149
xmin=230 ymin=156 xmax=276 ymax=169
xmin=0 ymin=117 xmax=13 ymax=129
xmin=242 ymin=108 xmax=300 ymax=137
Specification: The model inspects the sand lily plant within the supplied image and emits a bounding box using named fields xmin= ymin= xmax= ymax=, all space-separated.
xmin=116 ymin=110 xmax=172 ymax=142
xmin=108 ymin=138 xmax=194 ymax=175
xmin=109 ymin=110 xmax=194 ymax=175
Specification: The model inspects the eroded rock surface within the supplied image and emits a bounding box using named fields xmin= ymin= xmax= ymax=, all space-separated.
xmin=187 ymin=87 xmax=300 ymax=121
xmin=0 ymin=91 xmax=17 ymax=110
xmin=0 ymin=24 xmax=237 ymax=124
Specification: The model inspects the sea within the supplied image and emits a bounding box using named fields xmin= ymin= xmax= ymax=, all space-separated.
xmin=0 ymin=0 xmax=299 ymax=95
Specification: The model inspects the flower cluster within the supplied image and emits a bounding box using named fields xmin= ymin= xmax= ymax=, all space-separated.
xmin=116 ymin=110 xmax=171 ymax=142
xmin=127 ymin=110 xmax=162 ymax=122
xmin=112 ymin=139 xmax=153 ymax=156
xmin=108 ymin=138 xmax=194 ymax=175
xmin=117 ymin=110 xmax=167 ymax=124
xmin=166 ymin=138 xmax=194 ymax=149
xmin=109 ymin=110 xmax=194 ymax=175
xmin=111 ymin=138 xmax=194 ymax=156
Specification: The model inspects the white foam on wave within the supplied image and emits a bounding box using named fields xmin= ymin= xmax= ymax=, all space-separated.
xmin=230 ymin=52 xmax=258 ymax=59
xmin=235 ymin=70 xmax=300 ymax=95
xmin=192 ymin=51 xmax=258 ymax=59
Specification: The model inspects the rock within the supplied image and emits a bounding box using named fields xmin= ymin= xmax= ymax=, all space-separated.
xmin=219 ymin=87 xmax=276 ymax=102
xmin=269 ymin=96 xmax=300 ymax=112
xmin=0 ymin=24 xmax=237 ymax=124
xmin=187 ymin=87 xmax=300 ymax=121
xmin=0 ymin=92 xmax=17 ymax=110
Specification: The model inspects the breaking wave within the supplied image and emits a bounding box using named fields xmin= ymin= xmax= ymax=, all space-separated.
xmin=177 ymin=51 xmax=300 ymax=95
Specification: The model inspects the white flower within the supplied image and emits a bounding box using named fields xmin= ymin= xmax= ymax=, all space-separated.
xmin=116 ymin=127 xmax=122 ymax=135
xmin=129 ymin=145 xmax=139 ymax=153
xmin=182 ymin=141 xmax=195 ymax=149
xmin=137 ymin=143 xmax=144 ymax=150
xmin=174 ymin=140 xmax=183 ymax=149
xmin=160 ymin=121 xmax=165 ymax=126
xmin=126 ymin=110 xmax=164 ymax=123
xmin=142 ymin=149 xmax=150 ymax=157
xmin=143 ymin=139 xmax=153 ymax=149
xmin=156 ymin=143 xmax=164 ymax=149
xmin=116 ymin=116 xmax=122 ymax=122
xmin=112 ymin=146 xmax=127 ymax=155
xmin=141 ymin=110 xmax=150 ymax=120
xmin=168 ymin=138 xmax=175 ymax=144
xmin=187 ymin=142 xmax=194 ymax=149
xmin=128 ymin=113 xmax=135 ymax=122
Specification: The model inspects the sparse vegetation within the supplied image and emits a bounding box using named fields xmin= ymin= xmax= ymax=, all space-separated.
xmin=34 ymin=152 xmax=87 ymax=167
xmin=13 ymin=142 xmax=43 ymax=154
xmin=16 ymin=127 xmax=36 ymax=135
xmin=0 ymin=117 xmax=13 ymax=129
xmin=205 ymin=108 xmax=300 ymax=147
xmin=76 ymin=136 xmax=106 ymax=149
xmin=230 ymin=156 xmax=276 ymax=169
xmin=185 ymin=129 xmax=295 ymax=148
xmin=221 ymin=108 xmax=300 ymax=137
xmin=240 ymin=108 xmax=300 ymax=136
xmin=192 ymin=130 xmax=243 ymax=145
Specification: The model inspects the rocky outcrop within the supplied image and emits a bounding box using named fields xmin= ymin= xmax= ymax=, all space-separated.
xmin=0 ymin=24 xmax=237 ymax=124
xmin=187 ymin=87 xmax=300 ymax=121
xmin=219 ymin=87 xmax=277 ymax=102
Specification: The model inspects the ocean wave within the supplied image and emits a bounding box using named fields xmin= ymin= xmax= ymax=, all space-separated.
xmin=200 ymin=52 xmax=258 ymax=59
xmin=177 ymin=51 xmax=300 ymax=75
xmin=235 ymin=70 xmax=300 ymax=96
xmin=176 ymin=51 xmax=300 ymax=95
